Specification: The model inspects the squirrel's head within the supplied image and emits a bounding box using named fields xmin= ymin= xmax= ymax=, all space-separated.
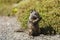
xmin=30 ymin=9 xmax=39 ymax=16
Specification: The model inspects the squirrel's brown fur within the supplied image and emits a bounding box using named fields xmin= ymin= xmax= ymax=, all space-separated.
xmin=27 ymin=9 xmax=42 ymax=36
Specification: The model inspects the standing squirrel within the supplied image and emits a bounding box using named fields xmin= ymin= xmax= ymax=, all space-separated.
xmin=27 ymin=9 xmax=42 ymax=36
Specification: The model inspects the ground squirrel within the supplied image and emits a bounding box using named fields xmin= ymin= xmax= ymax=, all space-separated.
xmin=27 ymin=9 xmax=42 ymax=36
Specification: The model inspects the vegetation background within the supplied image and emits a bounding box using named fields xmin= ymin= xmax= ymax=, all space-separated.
xmin=0 ymin=0 xmax=60 ymax=34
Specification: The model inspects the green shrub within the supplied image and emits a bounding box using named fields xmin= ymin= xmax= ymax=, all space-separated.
xmin=17 ymin=0 xmax=60 ymax=33
xmin=0 ymin=0 xmax=60 ymax=33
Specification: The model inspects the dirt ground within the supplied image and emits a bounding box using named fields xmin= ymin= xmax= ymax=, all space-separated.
xmin=0 ymin=16 xmax=60 ymax=40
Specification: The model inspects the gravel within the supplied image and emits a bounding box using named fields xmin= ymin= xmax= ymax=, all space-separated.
xmin=0 ymin=16 xmax=60 ymax=40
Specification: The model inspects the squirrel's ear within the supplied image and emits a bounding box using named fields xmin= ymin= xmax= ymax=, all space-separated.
xmin=30 ymin=9 xmax=36 ymax=13
xmin=30 ymin=9 xmax=33 ymax=13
